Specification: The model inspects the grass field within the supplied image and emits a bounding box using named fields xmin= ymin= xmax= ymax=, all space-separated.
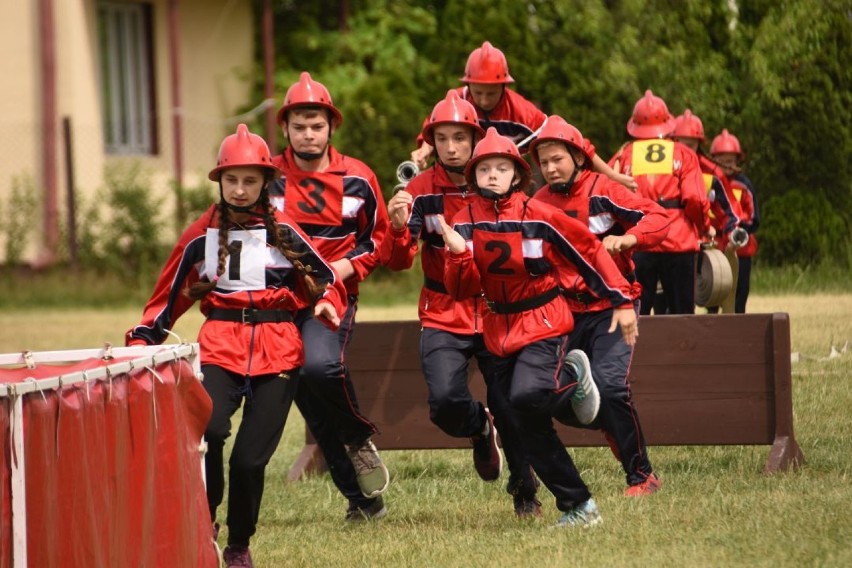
xmin=1 ymin=295 xmax=851 ymax=567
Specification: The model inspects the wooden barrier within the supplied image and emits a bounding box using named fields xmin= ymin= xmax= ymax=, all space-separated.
xmin=289 ymin=313 xmax=804 ymax=480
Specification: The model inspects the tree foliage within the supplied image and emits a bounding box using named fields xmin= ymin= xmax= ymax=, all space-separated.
xmin=253 ymin=0 xmax=852 ymax=266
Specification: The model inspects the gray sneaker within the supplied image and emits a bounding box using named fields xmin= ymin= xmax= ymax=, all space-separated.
xmin=346 ymin=439 xmax=390 ymax=498
xmin=565 ymin=349 xmax=600 ymax=425
xmin=553 ymin=498 xmax=603 ymax=528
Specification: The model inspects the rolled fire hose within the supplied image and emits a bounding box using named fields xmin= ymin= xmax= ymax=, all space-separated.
xmin=393 ymin=160 xmax=420 ymax=194
xmin=695 ymin=245 xmax=733 ymax=307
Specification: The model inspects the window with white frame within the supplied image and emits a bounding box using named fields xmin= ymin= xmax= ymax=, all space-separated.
xmin=98 ymin=2 xmax=157 ymax=155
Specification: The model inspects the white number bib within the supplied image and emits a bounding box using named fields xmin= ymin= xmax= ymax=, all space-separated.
xmin=204 ymin=228 xmax=290 ymax=291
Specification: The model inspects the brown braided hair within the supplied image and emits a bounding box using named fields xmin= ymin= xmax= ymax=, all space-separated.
xmin=185 ymin=199 xmax=232 ymax=301
xmin=184 ymin=185 xmax=328 ymax=303
xmin=258 ymin=190 xmax=328 ymax=302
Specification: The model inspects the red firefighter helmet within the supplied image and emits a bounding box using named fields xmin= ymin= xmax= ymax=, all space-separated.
xmin=208 ymin=123 xmax=279 ymax=181
xmin=276 ymin=71 xmax=343 ymax=127
xmin=710 ymin=128 xmax=744 ymax=157
xmin=421 ymin=89 xmax=486 ymax=145
xmin=464 ymin=127 xmax=531 ymax=189
xmin=460 ymin=41 xmax=515 ymax=84
xmin=626 ymin=89 xmax=675 ymax=139
xmin=529 ymin=115 xmax=593 ymax=167
xmin=671 ymin=109 xmax=705 ymax=141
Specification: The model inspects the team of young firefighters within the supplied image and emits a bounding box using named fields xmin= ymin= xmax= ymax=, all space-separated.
xmin=127 ymin=41 xmax=759 ymax=566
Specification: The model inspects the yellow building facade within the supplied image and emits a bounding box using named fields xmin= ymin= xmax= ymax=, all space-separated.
xmin=0 ymin=0 xmax=259 ymax=263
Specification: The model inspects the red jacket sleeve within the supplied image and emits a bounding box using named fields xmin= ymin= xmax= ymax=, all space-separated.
xmin=345 ymin=162 xmax=390 ymax=283
xmin=679 ymin=148 xmax=711 ymax=232
xmin=598 ymin=182 xmax=671 ymax=248
xmin=444 ymin=248 xmax=483 ymax=301
xmin=125 ymin=212 xmax=211 ymax=346
xmin=546 ymin=206 xmax=633 ymax=309
xmin=282 ymin=215 xmax=348 ymax=328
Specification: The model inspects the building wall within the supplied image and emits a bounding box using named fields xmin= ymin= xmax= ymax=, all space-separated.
xmin=0 ymin=0 xmax=257 ymax=263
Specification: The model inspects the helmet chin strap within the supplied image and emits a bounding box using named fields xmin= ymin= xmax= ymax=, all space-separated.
xmin=291 ymin=124 xmax=333 ymax=162
xmin=439 ymin=161 xmax=466 ymax=175
xmin=293 ymin=147 xmax=327 ymax=161
xmin=479 ymin=188 xmax=512 ymax=201
xmin=548 ymin=155 xmax=582 ymax=194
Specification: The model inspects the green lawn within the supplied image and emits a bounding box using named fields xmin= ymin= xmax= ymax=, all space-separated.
xmin=1 ymin=295 xmax=850 ymax=567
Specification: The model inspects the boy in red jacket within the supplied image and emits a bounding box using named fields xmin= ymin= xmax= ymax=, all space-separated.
xmin=439 ymin=127 xmax=637 ymax=527
xmin=384 ymin=90 xmax=540 ymax=517
xmin=610 ymin=90 xmax=712 ymax=315
xmin=270 ymin=72 xmax=391 ymax=520
xmin=530 ymin=115 xmax=670 ymax=496
xmin=411 ymin=41 xmax=635 ymax=190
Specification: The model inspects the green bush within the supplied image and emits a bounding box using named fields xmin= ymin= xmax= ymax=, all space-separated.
xmin=1 ymin=174 xmax=39 ymax=266
xmin=77 ymin=162 xmax=169 ymax=283
xmin=759 ymin=190 xmax=848 ymax=267
xmin=178 ymin=174 xmax=217 ymax=223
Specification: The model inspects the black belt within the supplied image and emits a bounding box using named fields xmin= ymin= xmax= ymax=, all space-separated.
xmin=485 ymin=287 xmax=560 ymax=315
xmin=658 ymin=199 xmax=684 ymax=209
xmin=564 ymin=290 xmax=596 ymax=304
xmin=423 ymin=276 xmax=448 ymax=294
xmin=207 ymin=308 xmax=294 ymax=324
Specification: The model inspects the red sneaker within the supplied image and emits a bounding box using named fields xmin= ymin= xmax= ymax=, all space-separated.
xmin=624 ymin=473 xmax=662 ymax=497
xmin=471 ymin=409 xmax=502 ymax=481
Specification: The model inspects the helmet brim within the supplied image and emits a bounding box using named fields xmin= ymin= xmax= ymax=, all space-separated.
xmin=626 ymin=116 xmax=676 ymax=139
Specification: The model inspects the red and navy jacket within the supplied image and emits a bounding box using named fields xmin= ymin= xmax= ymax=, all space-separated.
xmin=531 ymin=170 xmax=671 ymax=312
xmin=445 ymin=192 xmax=633 ymax=357
xmin=270 ymin=146 xmax=389 ymax=296
xmin=417 ymin=86 xmax=546 ymax=152
xmin=126 ymin=205 xmax=347 ymax=377
xmin=729 ymin=172 xmax=759 ymax=258
xmin=698 ymin=153 xmax=743 ymax=248
xmin=610 ymin=139 xmax=709 ymax=253
xmin=382 ymin=166 xmax=485 ymax=334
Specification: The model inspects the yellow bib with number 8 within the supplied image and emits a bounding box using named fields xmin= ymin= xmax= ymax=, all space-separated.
xmin=631 ymin=139 xmax=674 ymax=176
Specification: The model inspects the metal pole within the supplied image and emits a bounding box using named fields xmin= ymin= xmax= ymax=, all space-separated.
xmin=262 ymin=0 xmax=277 ymax=152
xmin=168 ymin=0 xmax=185 ymax=229
xmin=39 ymin=0 xmax=58 ymax=265
xmin=62 ymin=117 xmax=78 ymax=267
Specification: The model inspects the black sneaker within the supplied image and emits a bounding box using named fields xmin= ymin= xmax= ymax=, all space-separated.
xmin=223 ymin=545 xmax=253 ymax=567
xmin=471 ymin=409 xmax=503 ymax=481
xmin=514 ymin=495 xmax=542 ymax=519
xmin=345 ymin=496 xmax=388 ymax=522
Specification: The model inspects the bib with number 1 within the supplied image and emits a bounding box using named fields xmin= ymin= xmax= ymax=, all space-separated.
xmin=204 ymin=228 xmax=291 ymax=291
xmin=631 ymin=139 xmax=674 ymax=176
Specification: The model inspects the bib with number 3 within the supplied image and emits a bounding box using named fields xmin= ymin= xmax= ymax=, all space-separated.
xmin=631 ymin=139 xmax=674 ymax=176
xmin=204 ymin=228 xmax=290 ymax=291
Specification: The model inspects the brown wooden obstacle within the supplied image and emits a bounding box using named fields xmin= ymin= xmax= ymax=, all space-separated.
xmin=289 ymin=313 xmax=804 ymax=480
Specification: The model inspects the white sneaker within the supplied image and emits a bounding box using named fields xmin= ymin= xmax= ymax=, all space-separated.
xmin=553 ymin=498 xmax=603 ymax=528
xmin=564 ymin=349 xmax=600 ymax=425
